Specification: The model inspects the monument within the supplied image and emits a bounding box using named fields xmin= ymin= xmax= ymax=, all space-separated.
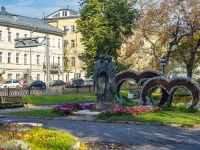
xmin=90 ymin=54 xmax=122 ymax=111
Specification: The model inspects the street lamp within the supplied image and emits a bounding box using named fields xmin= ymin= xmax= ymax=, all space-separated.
xmin=160 ymin=56 xmax=167 ymax=74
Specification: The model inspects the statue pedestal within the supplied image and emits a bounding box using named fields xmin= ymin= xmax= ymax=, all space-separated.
xmin=90 ymin=103 xmax=122 ymax=111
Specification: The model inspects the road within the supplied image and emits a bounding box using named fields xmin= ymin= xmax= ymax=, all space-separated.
xmin=0 ymin=117 xmax=200 ymax=150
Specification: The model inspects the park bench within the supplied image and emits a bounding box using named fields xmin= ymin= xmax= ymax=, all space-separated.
xmin=0 ymin=96 xmax=28 ymax=109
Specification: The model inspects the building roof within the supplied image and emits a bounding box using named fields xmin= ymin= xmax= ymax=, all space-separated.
xmin=46 ymin=8 xmax=79 ymax=18
xmin=0 ymin=11 xmax=65 ymax=36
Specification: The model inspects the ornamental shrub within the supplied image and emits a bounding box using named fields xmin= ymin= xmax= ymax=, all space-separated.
xmin=99 ymin=105 xmax=162 ymax=117
xmin=52 ymin=102 xmax=90 ymax=116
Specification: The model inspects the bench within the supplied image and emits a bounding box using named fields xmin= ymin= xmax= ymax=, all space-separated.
xmin=0 ymin=96 xmax=28 ymax=109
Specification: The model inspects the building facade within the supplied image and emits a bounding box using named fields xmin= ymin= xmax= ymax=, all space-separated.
xmin=0 ymin=7 xmax=64 ymax=82
xmin=45 ymin=9 xmax=86 ymax=82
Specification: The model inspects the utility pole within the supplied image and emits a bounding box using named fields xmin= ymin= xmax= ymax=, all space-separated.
xmin=45 ymin=34 xmax=50 ymax=94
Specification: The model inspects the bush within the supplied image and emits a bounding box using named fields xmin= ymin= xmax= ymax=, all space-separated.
xmin=52 ymin=102 xmax=90 ymax=116
xmin=98 ymin=105 xmax=162 ymax=117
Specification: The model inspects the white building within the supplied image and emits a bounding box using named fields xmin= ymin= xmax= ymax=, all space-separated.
xmin=0 ymin=7 xmax=65 ymax=82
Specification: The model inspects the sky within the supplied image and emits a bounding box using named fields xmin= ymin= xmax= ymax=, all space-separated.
xmin=1 ymin=0 xmax=80 ymax=18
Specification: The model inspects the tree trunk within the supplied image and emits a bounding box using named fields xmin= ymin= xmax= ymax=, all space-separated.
xmin=186 ymin=64 xmax=193 ymax=78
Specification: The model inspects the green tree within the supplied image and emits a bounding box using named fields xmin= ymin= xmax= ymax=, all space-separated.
xmin=76 ymin=0 xmax=140 ymax=77
xmin=131 ymin=0 xmax=200 ymax=78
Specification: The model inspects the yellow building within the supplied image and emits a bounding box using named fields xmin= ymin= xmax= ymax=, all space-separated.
xmin=45 ymin=9 xmax=85 ymax=82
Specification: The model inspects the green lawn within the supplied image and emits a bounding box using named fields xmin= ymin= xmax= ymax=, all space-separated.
xmin=5 ymin=109 xmax=62 ymax=117
xmin=24 ymin=92 xmax=96 ymax=105
xmin=97 ymin=111 xmax=200 ymax=127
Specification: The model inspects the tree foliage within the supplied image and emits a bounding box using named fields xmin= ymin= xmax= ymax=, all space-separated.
xmin=130 ymin=0 xmax=200 ymax=77
xmin=76 ymin=0 xmax=140 ymax=77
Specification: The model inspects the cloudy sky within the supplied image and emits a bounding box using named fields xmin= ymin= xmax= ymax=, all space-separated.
xmin=1 ymin=0 xmax=80 ymax=18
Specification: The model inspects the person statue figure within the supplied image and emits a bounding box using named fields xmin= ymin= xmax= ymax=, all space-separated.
xmin=93 ymin=54 xmax=108 ymax=103
xmin=106 ymin=55 xmax=116 ymax=103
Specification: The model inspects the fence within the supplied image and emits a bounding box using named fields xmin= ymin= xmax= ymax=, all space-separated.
xmin=0 ymin=85 xmax=94 ymax=96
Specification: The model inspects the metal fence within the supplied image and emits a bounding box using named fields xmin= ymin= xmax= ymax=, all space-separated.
xmin=0 ymin=85 xmax=94 ymax=96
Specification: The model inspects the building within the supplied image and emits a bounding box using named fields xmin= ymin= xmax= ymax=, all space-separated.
xmin=45 ymin=8 xmax=86 ymax=82
xmin=0 ymin=7 xmax=65 ymax=82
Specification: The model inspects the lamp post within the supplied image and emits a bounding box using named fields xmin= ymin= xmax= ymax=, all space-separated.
xmin=160 ymin=56 xmax=167 ymax=74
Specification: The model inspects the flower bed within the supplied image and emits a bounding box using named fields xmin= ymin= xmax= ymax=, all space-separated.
xmin=0 ymin=123 xmax=77 ymax=150
xmin=52 ymin=102 xmax=90 ymax=116
xmin=98 ymin=105 xmax=162 ymax=117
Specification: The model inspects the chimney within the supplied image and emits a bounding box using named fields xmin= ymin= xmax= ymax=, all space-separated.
xmin=1 ymin=6 xmax=6 ymax=14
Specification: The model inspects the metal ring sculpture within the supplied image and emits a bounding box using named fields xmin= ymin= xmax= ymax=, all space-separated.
xmin=115 ymin=70 xmax=163 ymax=103
xmin=140 ymin=77 xmax=200 ymax=109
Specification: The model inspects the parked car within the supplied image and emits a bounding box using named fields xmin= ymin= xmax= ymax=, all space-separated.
xmin=0 ymin=79 xmax=20 ymax=89
xmin=51 ymin=80 xmax=66 ymax=87
xmin=22 ymin=80 xmax=46 ymax=89
xmin=68 ymin=78 xmax=84 ymax=86
xmin=84 ymin=79 xmax=93 ymax=86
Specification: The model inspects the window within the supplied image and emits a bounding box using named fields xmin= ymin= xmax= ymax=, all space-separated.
xmin=37 ymin=74 xmax=40 ymax=80
xmin=62 ymin=11 xmax=67 ymax=16
xmin=0 ymin=52 xmax=3 ymax=63
xmin=44 ymin=56 xmax=46 ymax=63
xmin=70 ymin=25 xmax=75 ymax=33
xmin=24 ymin=54 xmax=27 ymax=64
xmin=58 ymin=57 xmax=61 ymax=65
xmin=71 ymin=40 xmax=75 ymax=47
xmin=58 ymin=39 xmax=60 ymax=48
xmin=37 ymin=55 xmax=40 ymax=65
xmin=16 ymin=53 xmax=20 ymax=64
xmin=0 ymin=31 xmax=2 ymax=40
xmin=8 ymin=53 xmax=11 ymax=63
xmin=8 ymin=32 xmax=11 ymax=42
xmin=16 ymin=74 xmax=20 ymax=80
xmin=71 ymin=57 xmax=75 ymax=66
xmin=52 ymin=38 xmax=54 ymax=47
xmin=63 ymin=26 xmax=67 ymax=33
xmin=16 ymin=33 xmax=19 ymax=38
xmin=7 ymin=74 xmax=12 ymax=80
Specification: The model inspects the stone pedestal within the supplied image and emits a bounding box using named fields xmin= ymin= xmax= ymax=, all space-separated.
xmin=90 ymin=103 xmax=122 ymax=111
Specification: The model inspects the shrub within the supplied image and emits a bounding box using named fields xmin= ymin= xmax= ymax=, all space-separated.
xmin=52 ymin=102 xmax=90 ymax=116
xmin=98 ymin=105 xmax=162 ymax=117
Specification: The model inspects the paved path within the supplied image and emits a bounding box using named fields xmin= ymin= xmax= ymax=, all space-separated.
xmin=0 ymin=106 xmax=200 ymax=149
xmin=0 ymin=116 xmax=200 ymax=150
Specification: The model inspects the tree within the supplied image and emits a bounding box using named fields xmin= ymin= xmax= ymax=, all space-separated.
xmin=129 ymin=0 xmax=200 ymax=77
xmin=165 ymin=0 xmax=200 ymax=78
xmin=63 ymin=41 xmax=70 ymax=71
xmin=76 ymin=0 xmax=140 ymax=77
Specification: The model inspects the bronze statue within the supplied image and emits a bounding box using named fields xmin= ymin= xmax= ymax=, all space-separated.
xmin=106 ymin=55 xmax=116 ymax=103
xmin=93 ymin=54 xmax=108 ymax=103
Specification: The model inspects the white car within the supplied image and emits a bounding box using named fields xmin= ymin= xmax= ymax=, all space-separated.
xmin=0 ymin=79 xmax=20 ymax=89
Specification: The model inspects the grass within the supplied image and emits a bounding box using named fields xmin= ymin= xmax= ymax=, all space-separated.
xmin=97 ymin=111 xmax=200 ymax=127
xmin=24 ymin=92 xmax=96 ymax=105
xmin=5 ymin=109 xmax=62 ymax=117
